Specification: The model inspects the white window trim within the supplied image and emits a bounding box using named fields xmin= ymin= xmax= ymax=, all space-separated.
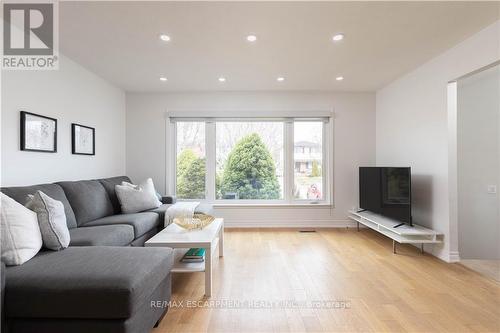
xmin=165 ymin=111 xmax=335 ymax=207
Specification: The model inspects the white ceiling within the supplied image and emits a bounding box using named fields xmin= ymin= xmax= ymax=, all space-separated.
xmin=59 ymin=1 xmax=499 ymax=92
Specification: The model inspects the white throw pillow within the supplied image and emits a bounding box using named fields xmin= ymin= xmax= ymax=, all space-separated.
xmin=115 ymin=178 xmax=162 ymax=214
xmin=0 ymin=192 xmax=42 ymax=265
xmin=26 ymin=191 xmax=70 ymax=250
xmin=121 ymin=179 xmax=161 ymax=205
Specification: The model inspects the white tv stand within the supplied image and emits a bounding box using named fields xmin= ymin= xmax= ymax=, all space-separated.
xmin=348 ymin=210 xmax=443 ymax=254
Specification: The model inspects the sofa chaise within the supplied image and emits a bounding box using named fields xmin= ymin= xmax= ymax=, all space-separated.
xmin=0 ymin=176 xmax=175 ymax=333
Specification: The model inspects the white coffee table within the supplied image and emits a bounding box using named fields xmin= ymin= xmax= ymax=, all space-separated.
xmin=145 ymin=218 xmax=224 ymax=297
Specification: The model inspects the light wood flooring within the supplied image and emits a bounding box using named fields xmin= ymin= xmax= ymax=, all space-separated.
xmin=154 ymin=228 xmax=500 ymax=333
xmin=460 ymin=259 xmax=500 ymax=283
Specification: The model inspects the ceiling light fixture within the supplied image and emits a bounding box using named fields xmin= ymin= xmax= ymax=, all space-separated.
xmin=336 ymin=76 xmax=344 ymax=81
xmin=332 ymin=33 xmax=344 ymax=42
xmin=159 ymin=34 xmax=171 ymax=42
xmin=159 ymin=77 xmax=168 ymax=82
xmin=218 ymin=77 xmax=226 ymax=82
xmin=276 ymin=77 xmax=285 ymax=82
xmin=246 ymin=35 xmax=257 ymax=42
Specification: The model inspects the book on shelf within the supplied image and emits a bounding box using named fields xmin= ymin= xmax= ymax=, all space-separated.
xmin=181 ymin=258 xmax=204 ymax=263
xmin=181 ymin=248 xmax=205 ymax=262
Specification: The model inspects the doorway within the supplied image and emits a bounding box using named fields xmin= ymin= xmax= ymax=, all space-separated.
xmin=456 ymin=63 xmax=500 ymax=281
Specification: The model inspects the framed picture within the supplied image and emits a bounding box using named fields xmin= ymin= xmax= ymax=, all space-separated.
xmin=72 ymin=123 xmax=95 ymax=155
xmin=20 ymin=111 xmax=57 ymax=153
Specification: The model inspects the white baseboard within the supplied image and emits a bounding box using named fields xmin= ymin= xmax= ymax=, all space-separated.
xmin=424 ymin=249 xmax=460 ymax=263
xmin=224 ymin=219 xmax=356 ymax=228
xmin=448 ymin=251 xmax=461 ymax=263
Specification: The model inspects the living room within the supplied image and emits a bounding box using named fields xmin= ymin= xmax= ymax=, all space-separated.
xmin=1 ymin=1 xmax=499 ymax=333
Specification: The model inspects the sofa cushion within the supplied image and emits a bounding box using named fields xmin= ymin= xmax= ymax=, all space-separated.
xmin=98 ymin=176 xmax=132 ymax=214
xmin=56 ymin=180 xmax=114 ymax=225
xmin=5 ymin=246 xmax=173 ymax=319
xmin=82 ymin=212 xmax=159 ymax=239
xmin=69 ymin=225 xmax=134 ymax=246
xmin=146 ymin=204 xmax=170 ymax=226
xmin=130 ymin=228 xmax=158 ymax=247
xmin=1 ymin=184 xmax=77 ymax=229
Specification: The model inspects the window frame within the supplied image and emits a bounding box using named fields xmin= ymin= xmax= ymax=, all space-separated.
xmin=166 ymin=115 xmax=334 ymax=206
xmin=291 ymin=120 xmax=328 ymax=204
xmin=173 ymin=121 xmax=208 ymax=201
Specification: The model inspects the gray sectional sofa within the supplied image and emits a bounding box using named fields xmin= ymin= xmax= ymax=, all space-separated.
xmin=1 ymin=176 xmax=175 ymax=333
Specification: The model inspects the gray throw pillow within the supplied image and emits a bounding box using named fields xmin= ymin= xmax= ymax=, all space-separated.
xmin=26 ymin=191 xmax=70 ymax=251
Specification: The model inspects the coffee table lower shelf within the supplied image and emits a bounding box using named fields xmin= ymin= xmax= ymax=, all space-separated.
xmin=171 ymin=238 xmax=220 ymax=273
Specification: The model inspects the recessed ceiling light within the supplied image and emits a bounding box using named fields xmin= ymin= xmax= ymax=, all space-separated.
xmin=332 ymin=33 xmax=344 ymax=42
xmin=159 ymin=34 xmax=171 ymax=42
xmin=336 ymin=76 xmax=344 ymax=81
xmin=159 ymin=77 xmax=168 ymax=82
xmin=276 ymin=77 xmax=285 ymax=82
xmin=246 ymin=35 xmax=257 ymax=42
xmin=218 ymin=77 xmax=226 ymax=82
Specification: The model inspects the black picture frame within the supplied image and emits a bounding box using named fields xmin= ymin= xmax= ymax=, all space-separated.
xmin=20 ymin=111 xmax=57 ymax=153
xmin=71 ymin=123 xmax=95 ymax=155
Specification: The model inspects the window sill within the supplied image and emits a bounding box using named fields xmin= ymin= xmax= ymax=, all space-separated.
xmin=212 ymin=203 xmax=333 ymax=209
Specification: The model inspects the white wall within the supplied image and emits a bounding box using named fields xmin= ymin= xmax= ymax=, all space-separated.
xmin=1 ymin=55 xmax=126 ymax=186
xmin=457 ymin=65 xmax=499 ymax=260
xmin=376 ymin=21 xmax=500 ymax=262
xmin=126 ymin=91 xmax=375 ymax=227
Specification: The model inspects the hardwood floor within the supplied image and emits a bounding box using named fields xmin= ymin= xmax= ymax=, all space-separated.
xmin=460 ymin=260 xmax=500 ymax=283
xmin=154 ymin=228 xmax=500 ymax=333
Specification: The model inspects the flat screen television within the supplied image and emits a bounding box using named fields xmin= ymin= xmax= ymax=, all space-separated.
xmin=359 ymin=167 xmax=412 ymax=227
